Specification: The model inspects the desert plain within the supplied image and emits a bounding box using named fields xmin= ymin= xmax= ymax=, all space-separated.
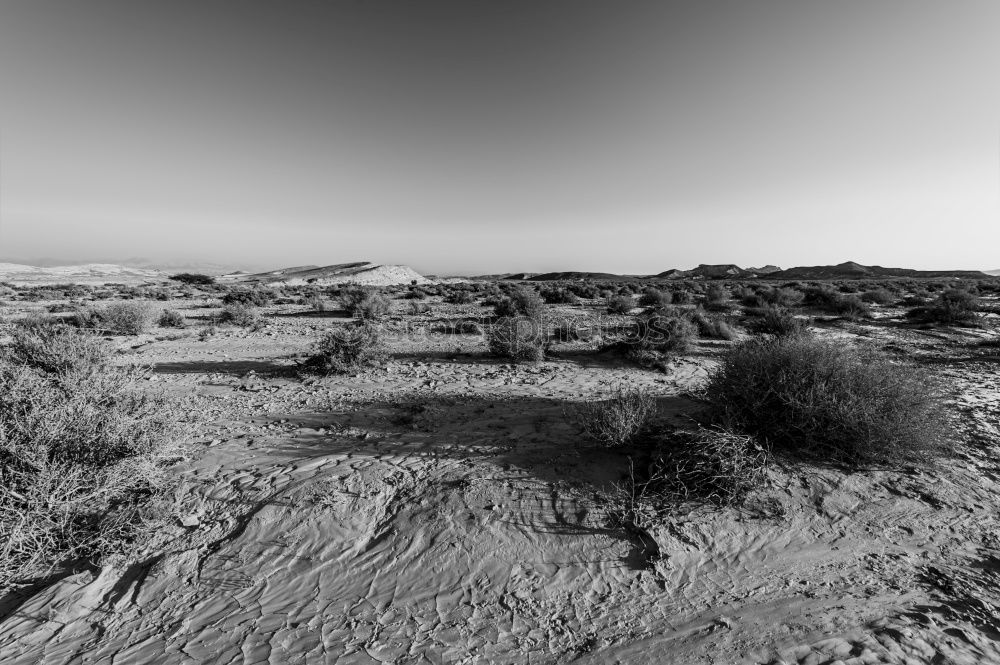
xmin=0 ymin=262 xmax=998 ymax=665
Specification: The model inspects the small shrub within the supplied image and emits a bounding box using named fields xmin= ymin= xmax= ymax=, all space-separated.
xmin=690 ymin=310 xmax=737 ymax=340
xmin=408 ymin=301 xmax=431 ymax=315
xmin=641 ymin=312 xmax=697 ymax=352
xmin=494 ymin=288 xmax=545 ymax=320
xmin=571 ymin=385 xmax=655 ymax=447
xmin=704 ymin=335 xmax=949 ymax=466
xmin=76 ymin=302 xmax=153 ymax=335
xmin=302 ymin=323 xmax=387 ymax=375
xmin=861 ymin=288 xmax=894 ymax=305
xmin=218 ymin=303 xmax=262 ymax=327
xmin=606 ymin=295 xmax=635 ymax=315
xmin=157 ymin=309 xmax=186 ymax=328
xmin=638 ymin=288 xmax=672 ymax=309
xmin=831 ymin=294 xmax=871 ymax=319
xmin=743 ymin=287 xmax=803 ymax=309
xmin=304 ymin=294 xmax=327 ymax=312
xmin=540 ymin=287 xmax=579 ymax=305
xmin=443 ymin=290 xmax=475 ymax=305
xmin=647 ymin=427 xmax=769 ymax=506
xmin=744 ymin=306 xmax=810 ymax=337
xmin=906 ymin=289 xmax=981 ymax=326
xmin=671 ymin=289 xmax=694 ymax=305
xmin=341 ymin=287 xmax=391 ymax=320
xmin=703 ymin=285 xmax=732 ymax=311
xmin=486 ymin=317 xmax=545 ymax=362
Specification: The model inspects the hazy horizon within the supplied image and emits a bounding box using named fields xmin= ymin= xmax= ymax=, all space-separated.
xmin=1 ymin=1 xmax=998 ymax=273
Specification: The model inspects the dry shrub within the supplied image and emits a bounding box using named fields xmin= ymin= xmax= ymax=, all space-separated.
xmin=304 ymin=293 xmax=327 ymax=311
xmin=76 ymin=302 xmax=153 ymax=335
xmin=302 ymin=322 xmax=387 ymax=375
xmin=341 ymin=287 xmax=391 ymax=320
xmin=218 ymin=302 xmax=262 ymax=327
xmin=605 ymin=295 xmax=635 ymax=315
xmin=705 ymin=335 xmax=949 ymax=466
xmin=906 ymin=289 xmax=981 ymax=326
xmin=642 ymin=312 xmax=697 ymax=352
xmin=408 ymin=301 xmax=431 ymax=315
xmin=861 ymin=288 xmax=894 ymax=304
xmin=158 ymin=309 xmax=186 ymax=328
xmin=572 ymin=385 xmax=655 ymax=447
xmin=744 ymin=305 xmax=810 ymax=337
xmin=494 ymin=287 xmax=545 ymax=319
xmin=638 ymin=288 xmax=672 ymax=309
xmin=486 ymin=317 xmax=545 ymax=362
xmin=221 ymin=288 xmax=273 ymax=306
xmin=648 ymin=427 xmax=768 ymax=506
xmin=690 ymin=310 xmax=736 ymax=340
xmin=0 ymin=326 xmax=179 ymax=589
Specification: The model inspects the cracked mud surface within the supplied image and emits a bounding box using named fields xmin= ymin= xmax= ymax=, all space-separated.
xmin=1 ymin=300 xmax=999 ymax=664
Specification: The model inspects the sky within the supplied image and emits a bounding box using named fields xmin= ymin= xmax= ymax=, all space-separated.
xmin=0 ymin=0 xmax=997 ymax=275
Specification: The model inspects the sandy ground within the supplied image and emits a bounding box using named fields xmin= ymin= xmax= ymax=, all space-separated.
xmin=0 ymin=296 xmax=998 ymax=664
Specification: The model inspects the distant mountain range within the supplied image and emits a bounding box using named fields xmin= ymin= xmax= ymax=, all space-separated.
xmin=0 ymin=260 xmax=993 ymax=286
xmin=476 ymin=261 xmax=994 ymax=281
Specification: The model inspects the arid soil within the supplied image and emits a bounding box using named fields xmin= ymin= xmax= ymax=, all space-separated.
xmin=0 ymin=293 xmax=998 ymax=664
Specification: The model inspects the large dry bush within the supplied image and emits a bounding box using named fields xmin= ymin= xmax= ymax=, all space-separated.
xmin=571 ymin=385 xmax=655 ymax=447
xmin=75 ymin=302 xmax=153 ymax=335
xmin=302 ymin=322 xmax=387 ymax=375
xmin=704 ymin=335 xmax=949 ymax=466
xmin=0 ymin=325 xmax=179 ymax=589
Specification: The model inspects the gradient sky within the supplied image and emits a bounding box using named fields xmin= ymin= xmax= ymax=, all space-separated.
xmin=0 ymin=1 xmax=997 ymax=274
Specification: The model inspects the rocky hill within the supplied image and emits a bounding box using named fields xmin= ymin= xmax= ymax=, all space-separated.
xmin=234 ymin=262 xmax=429 ymax=286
